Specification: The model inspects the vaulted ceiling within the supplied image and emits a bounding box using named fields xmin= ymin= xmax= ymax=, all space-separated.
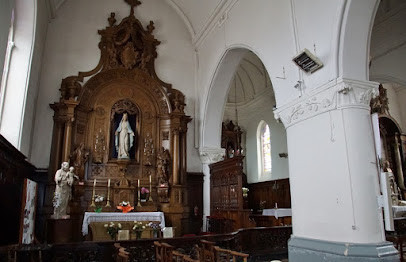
xmin=46 ymin=0 xmax=228 ymax=41
xmin=226 ymin=51 xmax=273 ymax=105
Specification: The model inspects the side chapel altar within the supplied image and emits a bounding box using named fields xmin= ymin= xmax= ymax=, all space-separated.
xmin=82 ymin=212 xmax=165 ymax=241
xmin=47 ymin=0 xmax=192 ymax=241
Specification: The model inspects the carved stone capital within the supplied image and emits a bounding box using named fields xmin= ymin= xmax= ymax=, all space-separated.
xmin=199 ymin=147 xmax=225 ymax=164
xmin=274 ymin=78 xmax=379 ymax=128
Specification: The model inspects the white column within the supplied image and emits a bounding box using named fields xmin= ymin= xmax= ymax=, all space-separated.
xmin=274 ymin=78 xmax=385 ymax=244
xmin=199 ymin=147 xmax=225 ymax=231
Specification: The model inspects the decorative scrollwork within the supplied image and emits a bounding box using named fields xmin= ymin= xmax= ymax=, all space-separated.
xmin=111 ymin=99 xmax=139 ymax=120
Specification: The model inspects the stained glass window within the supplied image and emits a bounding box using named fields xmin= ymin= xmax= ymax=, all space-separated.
xmin=261 ymin=123 xmax=272 ymax=173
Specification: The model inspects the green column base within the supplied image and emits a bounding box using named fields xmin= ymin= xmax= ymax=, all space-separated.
xmin=288 ymin=236 xmax=399 ymax=262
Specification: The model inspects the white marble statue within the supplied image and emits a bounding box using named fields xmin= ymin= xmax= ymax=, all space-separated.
xmin=52 ymin=162 xmax=77 ymax=219
xmin=115 ymin=113 xmax=135 ymax=159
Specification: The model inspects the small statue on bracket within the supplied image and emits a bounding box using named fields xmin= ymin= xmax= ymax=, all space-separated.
xmin=70 ymin=143 xmax=89 ymax=179
xmin=143 ymin=132 xmax=154 ymax=166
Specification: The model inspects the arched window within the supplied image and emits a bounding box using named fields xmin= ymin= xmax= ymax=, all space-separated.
xmin=0 ymin=8 xmax=15 ymax=116
xmin=257 ymin=121 xmax=272 ymax=176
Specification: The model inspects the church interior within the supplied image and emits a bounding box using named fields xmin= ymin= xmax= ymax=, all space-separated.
xmin=0 ymin=0 xmax=405 ymax=261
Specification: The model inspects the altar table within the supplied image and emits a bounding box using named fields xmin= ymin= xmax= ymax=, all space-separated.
xmin=262 ymin=208 xmax=292 ymax=219
xmin=82 ymin=212 xmax=165 ymax=236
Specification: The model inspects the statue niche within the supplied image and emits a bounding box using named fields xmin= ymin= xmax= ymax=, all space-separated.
xmin=110 ymin=99 xmax=139 ymax=160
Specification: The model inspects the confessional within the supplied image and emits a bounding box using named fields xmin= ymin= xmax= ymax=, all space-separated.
xmin=47 ymin=0 xmax=192 ymax=240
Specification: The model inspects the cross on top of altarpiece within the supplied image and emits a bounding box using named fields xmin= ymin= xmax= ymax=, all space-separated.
xmin=125 ymin=0 xmax=142 ymax=15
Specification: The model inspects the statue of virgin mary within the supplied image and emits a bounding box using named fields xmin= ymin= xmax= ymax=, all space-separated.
xmin=115 ymin=113 xmax=135 ymax=159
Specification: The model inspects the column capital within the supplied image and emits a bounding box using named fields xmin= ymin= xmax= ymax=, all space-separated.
xmin=274 ymin=78 xmax=379 ymax=128
xmin=199 ymin=147 xmax=225 ymax=164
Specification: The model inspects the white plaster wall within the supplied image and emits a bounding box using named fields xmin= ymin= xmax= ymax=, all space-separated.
xmin=20 ymin=0 xmax=48 ymax=158
xmin=171 ymin=0 xmax=221 ymax=36
xmin=0 ymin=0 xmax=14 ymax=87
xmin=30 ymin=0 xmax=199 ymax=171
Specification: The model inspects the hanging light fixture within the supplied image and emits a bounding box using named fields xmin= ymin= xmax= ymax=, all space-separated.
xmin=234 ymin=81 xmax=242 ymax=156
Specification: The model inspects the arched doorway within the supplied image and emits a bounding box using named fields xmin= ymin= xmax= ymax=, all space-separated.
xmin=200 ymin=47 xmax=290 ymax=231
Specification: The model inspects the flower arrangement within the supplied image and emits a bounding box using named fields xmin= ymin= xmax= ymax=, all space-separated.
xmin=119 ymin=201 xmax=129 ymax=206
xmin=141 ymin=187 xmax=150 ymax=195
xmin=117 ymin=201 xmax=134 ymax=213
xmin=140 ymin=187 xmax=150 ymax=202
xmin=147 ymin=222 xmax=161 ymax=238
xmin=132 ymin=221 xmax=146 ymax=239
xmin=94 ymin=194 xmax=104 ymax=212
xmin=242 ymin=187 xmax=249 ymax=198
xmin=104 ymin=222 xmax=122 ymax=240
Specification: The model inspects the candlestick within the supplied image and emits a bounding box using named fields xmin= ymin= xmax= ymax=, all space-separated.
xmin=148 ymin=175 xmax=153 ymax=202
xmin=90 ymin=179 xmax=96 ymax=207
xmin=137 ymin=185 xmax=142 ymax=207
xmin=106 ymin=179 xmax=111 ymax=207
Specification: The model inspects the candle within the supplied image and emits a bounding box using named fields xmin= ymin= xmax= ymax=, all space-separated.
xmin=93 ymin=179 xmax=96 ymax=186
xmin=108 ymin=179 xmax=110 ymax=187
xmin=138 ymin=179 xmax=140 ymax=188
xmin=149 ymin=175 xmax=152 ymax=183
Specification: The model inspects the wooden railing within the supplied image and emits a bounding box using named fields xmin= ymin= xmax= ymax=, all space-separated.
xmin=213 ymin=246 xmax=249 ymax=262
xmin=0 ymin=226 xmax=291 ymax=261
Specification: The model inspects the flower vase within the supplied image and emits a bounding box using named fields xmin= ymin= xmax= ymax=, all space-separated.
xmin=152 ymin=229 xmax=159 ymax=238
xmin=95 ymin=206 xmax=102 ymax=213
xmin=135 ymin=230 xmax=142 ymax=239
xmin=140 ymin=194 xmax=147 ymax=202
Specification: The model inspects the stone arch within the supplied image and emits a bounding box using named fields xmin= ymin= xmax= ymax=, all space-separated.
xmin=201 ymin=46 xmax=282 ymax=149
xmin=339 ymin=0 xmax=380 ymax=80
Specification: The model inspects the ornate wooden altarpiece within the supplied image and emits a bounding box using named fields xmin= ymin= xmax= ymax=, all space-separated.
xmin=221 ymin=121 xmax=243 ymax=159
xmin=370 ymin=84 xmax=406 ymax=197
xmin=48 ymin=0 xmax=191 ymax=236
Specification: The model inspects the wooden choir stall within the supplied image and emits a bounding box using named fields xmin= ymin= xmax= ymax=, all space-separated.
xmin=46 ymin=0 xmax=192 ymax=242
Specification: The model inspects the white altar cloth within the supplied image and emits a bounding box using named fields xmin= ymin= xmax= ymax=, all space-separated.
xmin=262 ymin=208 xmax=292 ymax=219
xmin=393 ymin=205 xmax=406 ymax=218
xmin=82 ymin=212 xmax=165 ymax=235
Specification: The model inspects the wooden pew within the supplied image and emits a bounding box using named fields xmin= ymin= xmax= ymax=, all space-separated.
xmin=155 ymin=241 xmax=175 ymax=262
xmin=213 ymin=246 xmax=249 ymax=262
xmin=113 ymin=243 xmax=130 ymax=262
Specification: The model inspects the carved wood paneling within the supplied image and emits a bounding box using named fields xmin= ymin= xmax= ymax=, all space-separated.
xmin=209 ymin=156 xmax=252 ymax=231
xmin=247 ymin=178 xmax=291 ymax=211
xmin=0 ymin=135 xmax=35 ymax=246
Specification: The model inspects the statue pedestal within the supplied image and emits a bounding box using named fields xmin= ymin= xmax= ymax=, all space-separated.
xmin=116 ymin=159 xmax=130 ymax=186
xmin=47 ymin=217 xmax=81 ymax=243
